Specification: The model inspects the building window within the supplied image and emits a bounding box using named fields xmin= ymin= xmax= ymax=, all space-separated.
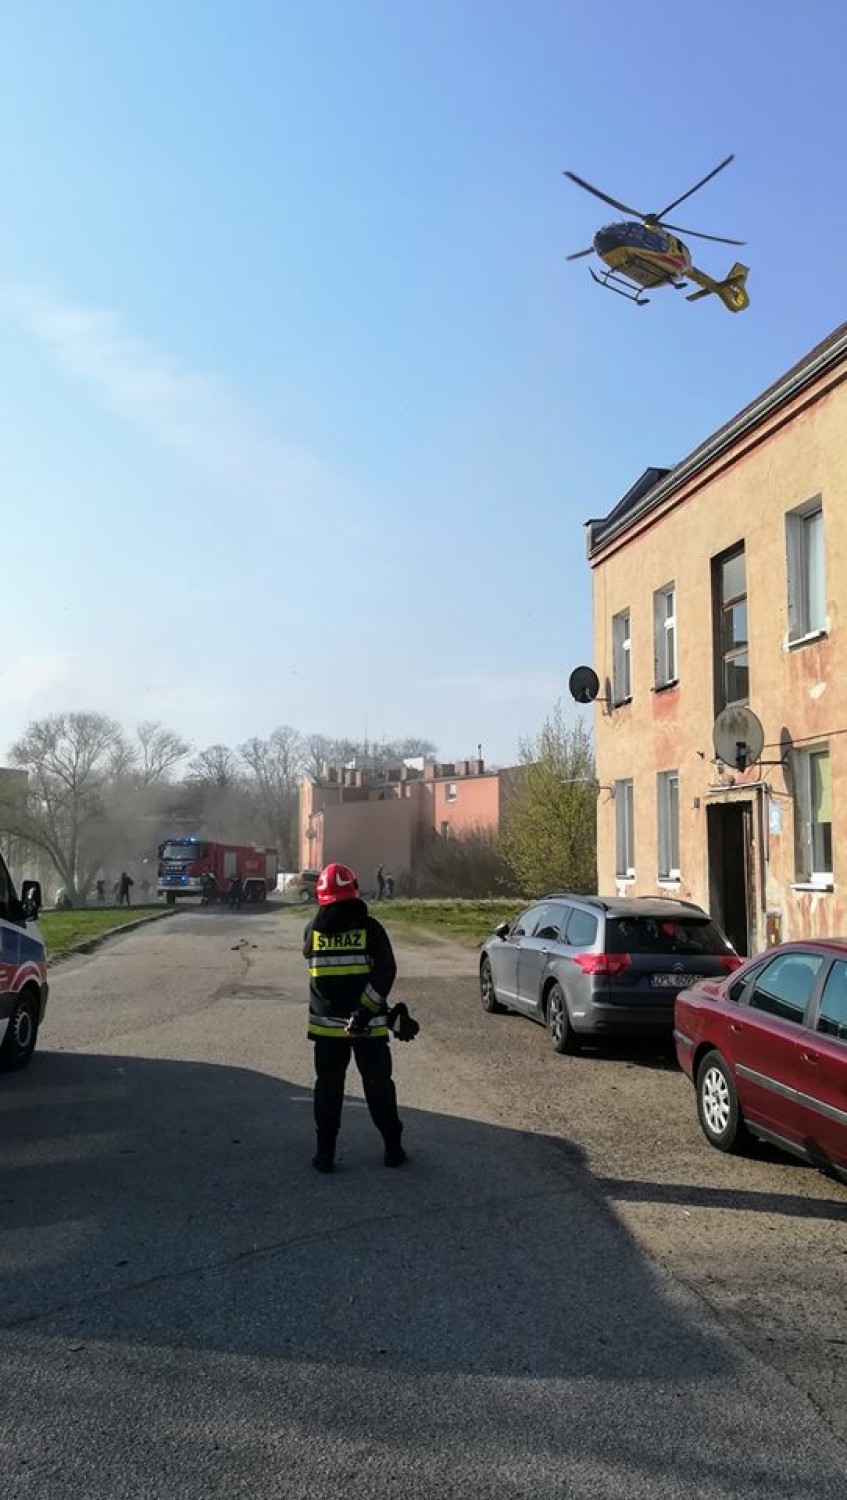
xmin=657 ymin=770 xmax=680 ymax=879
xmin=612 ymin=610 xmax=632 ymax=704
xmin=786 ymin=499 xmax=825 ymax=641
xmin=615 ymin=779 xmax=635 ymax=878
xmin=653 ymin=583 xmax=676 ymax=688
xmin=713 ymin=544 xmax=748 ymax=709
xmin=445 ymin=783 xmax=457 ymax=802
xmin=794 ymin=746 xmax=832 ymax=885
xmin=440 ymin=821 xmax=451 ymax=839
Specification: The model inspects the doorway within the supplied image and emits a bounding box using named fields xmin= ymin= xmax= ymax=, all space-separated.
xmin=707 ymin=801 xmax=753 ymax=957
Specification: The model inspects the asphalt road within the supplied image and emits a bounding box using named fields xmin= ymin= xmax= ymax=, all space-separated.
xmin=2 ymin=904 xmax=846 ymax=1498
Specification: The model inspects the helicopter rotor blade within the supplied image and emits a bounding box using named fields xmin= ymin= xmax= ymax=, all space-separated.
xmin=563 ymin=170 xmax=642 ymax=219
xmin=566 ymin=247 xmax=595 ymax=261
xmin=661 ymin=222 xmax=746 ymax=246
xmin=655 ymin=154 xmax=735 ymax=220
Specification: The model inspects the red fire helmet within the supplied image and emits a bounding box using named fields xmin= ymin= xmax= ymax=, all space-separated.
xmin=316 ymin=862 xmax=359 ymax=904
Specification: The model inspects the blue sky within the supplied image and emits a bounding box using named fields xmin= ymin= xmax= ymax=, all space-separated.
xmin=0 ymin=0 xmax=844 ymax=766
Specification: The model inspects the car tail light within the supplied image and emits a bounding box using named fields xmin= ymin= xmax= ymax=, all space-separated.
xmin=571 ymin=953 xmax=631 ymax=977
xmin=717 ymin=954 xmax=744 ymax=972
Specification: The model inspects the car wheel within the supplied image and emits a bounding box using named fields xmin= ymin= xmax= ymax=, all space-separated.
xmin=696 ymin=1050 xmax=748 ymax=1153
xmin=0 ymin=991 xmax=40 ymax=1071
xmin=166 ymin=893 xmax=176 ymax=906
xmin=480 ymin=958 xmax=505 ymax=1014
xmin=546 ymin=982 xmax=580 ymax=1054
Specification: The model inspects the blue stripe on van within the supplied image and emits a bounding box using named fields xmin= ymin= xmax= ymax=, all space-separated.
xmin=0 ymin=919 xmax=45 ymax=965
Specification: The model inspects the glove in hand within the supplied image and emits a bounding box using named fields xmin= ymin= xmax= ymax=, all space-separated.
xmin=345 ymin=1008 xmax=371 ymax=1036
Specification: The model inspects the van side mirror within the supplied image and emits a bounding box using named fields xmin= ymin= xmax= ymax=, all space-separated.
xmin=21 ymin=880 xmax=42 ymax=919
xmin=494 ymin=922 xmax=510 ymax=940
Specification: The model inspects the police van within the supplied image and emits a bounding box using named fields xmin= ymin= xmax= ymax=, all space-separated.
xmin=0 ymin=850 xmax=47 ymax=1071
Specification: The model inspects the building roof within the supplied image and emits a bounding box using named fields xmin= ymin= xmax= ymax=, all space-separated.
xmin=586 ymin=319 xmax=847 ymax=557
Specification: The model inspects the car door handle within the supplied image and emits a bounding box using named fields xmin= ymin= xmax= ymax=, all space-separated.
xmin=541 ymin=947 xmax=550 ymax=956
xmin=729 ymin=1021 xmax=744 ymax=1032
xmin=801 ymin=1051 xmax=819 ymax=1065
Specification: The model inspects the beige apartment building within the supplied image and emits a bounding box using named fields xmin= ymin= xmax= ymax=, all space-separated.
xmin=587 ymin=321 xmax=847 ymax=955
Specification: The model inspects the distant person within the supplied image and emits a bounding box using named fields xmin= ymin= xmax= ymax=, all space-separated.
xmin=96 ymin=879 xmax=106 ymax=905
xmin=118 ymin=872 xmax=134 ymax=907
xmin=228 ymin=874 xmax=243 ymax=910
xmin=376 ymin=864 xmax=386 ymax=901
xmin=201 ymin=870 xmax=217 ymax=905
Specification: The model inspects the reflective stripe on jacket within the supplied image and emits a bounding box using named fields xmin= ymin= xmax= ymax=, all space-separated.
xmin=303 ymin=900 xmax=397 ymax=1041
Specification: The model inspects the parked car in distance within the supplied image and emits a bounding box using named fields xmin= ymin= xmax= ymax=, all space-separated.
xmin=675 ymin=939 xmax=847 ymax=1183
xmin=479 ymin=894 xmax=740 ymax=1053
xmin=294 ymin=870 xmax=320 ymax=903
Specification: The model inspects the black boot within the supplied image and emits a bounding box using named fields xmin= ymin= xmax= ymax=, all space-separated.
xmin=383 ymin=1133 xmax=407 ymax=1168
xmin=313 ymin=1136 xmax=336 ymax=1173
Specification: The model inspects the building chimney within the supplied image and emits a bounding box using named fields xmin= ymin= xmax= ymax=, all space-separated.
xmin=459 ymin=760 xmax=471 ymax=777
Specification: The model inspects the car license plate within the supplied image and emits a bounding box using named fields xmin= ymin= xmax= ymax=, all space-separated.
xmin=650 ymin=973 xmax=704 ymax=989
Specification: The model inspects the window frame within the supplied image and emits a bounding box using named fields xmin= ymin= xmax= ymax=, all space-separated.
xmin=612 ymin=609 xmax=632 ymax=706
xmin=445 ymin=782 xmax=458 ymax=803
xmin=743 ymin=949 xmax=825 ymax=1027
xmin=614 ymin=778 xmax=635 ymax=879
xmin=786 ymin=497 xmax=826 ymax=643
xmin=812 ymin=957 xmax=847 ymax=1042
xmin=793 ymin=744 xmax=833 ymax=887
xmin=653 ymin=582 xmax=677 ymax=689
xmin=529 ymin=901 xmax=570 ymax=942
xmin=712 ymin=543 xmax=749 ymax=712
xmin=511 ymin=904 xmax=543 ymax=938
xmin=563 ymin=906 xmax=599 ymax=948
xmin=657 ymin=769 xmax=680 ymax=881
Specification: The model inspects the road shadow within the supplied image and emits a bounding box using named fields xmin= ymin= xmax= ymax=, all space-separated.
xmin=1 ymin=1051 xmax=844 ymax=1497
xmin=596 ymin=1174 xmax=847 ymax=1221
xmin=575 ymin=1035 xmax=680 ymax=1071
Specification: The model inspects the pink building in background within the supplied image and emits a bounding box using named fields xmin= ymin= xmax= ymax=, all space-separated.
xmin=299 ymin=758 xmax=518 ymax=889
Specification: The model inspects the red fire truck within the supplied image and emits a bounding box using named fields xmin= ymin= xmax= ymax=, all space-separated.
xmin=156 ymin=838 xmax=279 ymax=905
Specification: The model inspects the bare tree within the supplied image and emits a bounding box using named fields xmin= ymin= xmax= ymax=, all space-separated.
xmin=239 ymin=726 xmax=305 ymax=866
xmin=136 ymin=722 xmax=192 ymax=785
xmin=303 ymin=734 xmax=339 ymax=780
xmin=1 ymin=712 xmax=128 ymax=900
xmin=188 ymin=744 xmax=241 ymax=789
xmin=388 ymin=737 xmax=437 ymax=763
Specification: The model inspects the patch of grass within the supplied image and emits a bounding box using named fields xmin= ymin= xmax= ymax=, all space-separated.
xmin=38 ymin=906 xmax=171 ymax=957
xmin=373 ymin=898 xmax=524 ymax=946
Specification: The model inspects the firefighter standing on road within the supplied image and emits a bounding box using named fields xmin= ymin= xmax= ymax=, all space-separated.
xmin=304 ymin=862 xmax=406 ymax=1173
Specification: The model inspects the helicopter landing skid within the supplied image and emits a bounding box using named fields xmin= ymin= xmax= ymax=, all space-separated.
xmin=589 ymin=266 xmax=649 ymax=305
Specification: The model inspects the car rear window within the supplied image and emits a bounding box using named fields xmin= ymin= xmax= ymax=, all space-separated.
xmin=606 ymin=916 xmax=731 ymax=956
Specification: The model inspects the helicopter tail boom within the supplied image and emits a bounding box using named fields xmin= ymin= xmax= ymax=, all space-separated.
xmin=686 ymin=261 xmax=750 ymax=313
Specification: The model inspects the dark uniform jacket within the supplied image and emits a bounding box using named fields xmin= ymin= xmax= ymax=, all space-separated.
xmin=303 ymin=897 xmax=397 ymax=1040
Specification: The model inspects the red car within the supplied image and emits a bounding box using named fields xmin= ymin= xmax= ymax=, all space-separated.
xmin=675 ymin=940 xmax=847 ymax=1183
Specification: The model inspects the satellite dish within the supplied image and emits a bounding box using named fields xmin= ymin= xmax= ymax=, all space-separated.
xmin=713 ymin=705 xmax=765 ymax=770
xmin=569 ymin=665 xmax=600 ymax=704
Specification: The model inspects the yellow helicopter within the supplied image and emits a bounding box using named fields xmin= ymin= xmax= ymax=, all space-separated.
xmin=564 ymin=154 xmax=749 ymax=312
